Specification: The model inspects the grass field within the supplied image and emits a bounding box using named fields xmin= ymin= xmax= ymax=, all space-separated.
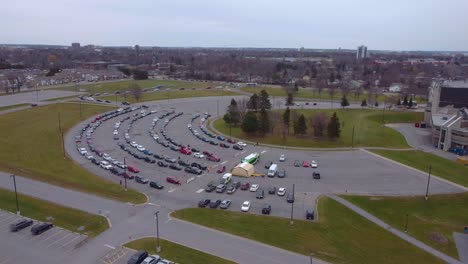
xmin=55 ymin=79 xmax=221 ymax=94
xmin=172 ymin=197 xmax=442 ymax=264
xmin=43 ymin=95 xmax=80 ymax=102
xmin=124 ymin=237 xmax=236 ymax=264
xmin=0 ymin=103 xmax=145 ymax=204
xmin=100 ymin=89 xmax=239 ymax=103
xmin=0 ymin=103 xmax=30 ymax=111
xmin=0 ymin=187 xmax=108 ymax=237
xmin=370 ymin=150 xmax=468 ymax=187
xmin=241 ymin=86 xmax=426 ymax=103
xmin=343 ymin=193 xmax=468 ymax=259
xmin=213 ymin=109 xmax=422 ymax=148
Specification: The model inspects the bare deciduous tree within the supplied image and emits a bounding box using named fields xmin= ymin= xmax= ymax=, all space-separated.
xmin=309 ymin=112 xmax=328 ymax=137
xmin=129 ymin=83 xmax=143 ymax=102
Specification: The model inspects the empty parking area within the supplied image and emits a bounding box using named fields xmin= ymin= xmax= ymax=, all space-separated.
xmin=0 ymin=210 xmax=87 ymax=264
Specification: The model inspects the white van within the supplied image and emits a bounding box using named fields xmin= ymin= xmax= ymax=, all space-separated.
xmin=267 ymin=164 xmax=278 ymax=177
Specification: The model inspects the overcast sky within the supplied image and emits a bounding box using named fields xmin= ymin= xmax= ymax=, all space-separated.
xmin=1 ymin=0 xmax=467 ymax=51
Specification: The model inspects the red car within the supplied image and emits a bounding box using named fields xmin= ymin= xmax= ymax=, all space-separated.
xmin=207 ymin=155 xmax=221 ymax=162
xmin=166 ymin=177 xmax=181 ymax=185
xmin=240 ymin=182 xmax=250 ymax=190
xmin=127 ymin=165 xmax=140 ymax=173
xmin=216 ymin=166 xmax=226 ymax=173
xmin=302 ymin=161 xmax=310 ymax=167
xmin=227 ymin=138 xmax=236 ymax=144
xmin=180 ymin=147 xmax=192 ymax=155
xmin=122 ymin=172 xmax=134 ymax=179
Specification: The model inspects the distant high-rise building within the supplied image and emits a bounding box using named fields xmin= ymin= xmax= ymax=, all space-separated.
xmin=71 ymin=42 xmax=80 ymax=49
xmin=356 ymin=45 xmax=368 ymax=60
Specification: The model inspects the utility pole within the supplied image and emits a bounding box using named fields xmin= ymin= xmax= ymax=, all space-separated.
xmin=290 ymin=183 xmax=295 ymax=224
xmin=351 ymin=125 xmax=355 ymax=148
xmin=381 ymin=97 xmax=386 ymax=125
xmin=58 ymin=112 xmax=65 ymax=159
xmin=11 ymin=174 xmax=20 ymax=215
xmin=124 ymin=157 xmax=127 ymax=191
xmin=217 ymin=99 xmax=219 ymax=117
xmin=155 ymin=211 xmax=161 ymax=252
xmin=425 ymin=165 xmax=432 ymax=201
xmin=404 ymin=213 xmax=409 ymax=232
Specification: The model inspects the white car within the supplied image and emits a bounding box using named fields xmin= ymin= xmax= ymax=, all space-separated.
xmin=142 ymin=255 xmax=161 ymax=264
xmin=250 ymin=184 xmax=259 ymax=192
xmin=102 ymin=153 xmax=112 ymax=161
xmin=311 ymin=160 xmax=318 ymax=168
xmin=187 ymin=124 xmax=192 ymax=128
xmin=277 ymin=187 xmax=286 ymax=196
xmin=85 ymin=153 xmax=94 ymax=160
xmin=237 ymin=142 xmax=247 ymax=147
xmin=193 ymin=152 xmax=205 ymax=159
xmin=241 ymin=201 xmax=251 ymax=212
xmin=279 ymin=154 xmax=286 ymax=162
xmin=153 ymin=135 xmax=159 ymax=140
xmin=113 ymin=130 xmax=118 ymax=135
xmin=130 ymin=141 xmax=138 ymax=148
xmin=100 ymin=161 xmax=113 ymax=170
xmin=137 ymin=145 xmax=146 ymax=152
xmin=78 ymin=147 xmax=87 ymax=155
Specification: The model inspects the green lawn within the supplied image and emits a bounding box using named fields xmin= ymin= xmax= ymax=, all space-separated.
xmin=371 ymin=150 xmax=468 ymax=187
xmin=214 ymin=109 xmax=422 ymax=148
xmin=0 ymin=103 xmax=30 ymax=111
xmin=172 ymin=197 xmax=443 ymax=264
xmin=343 ymin=193 xmax=468 ymax=259
xmin=43 ymin=95 xmax=80 ymax=102
xmin=241 ymin=86 xmax=426 ymax=103
xmin=100 ymin=89 xmax=239 ymax=103
xmin=124 ymin=238 xmax=236 ymax=264
xmin=0 ymin=103 xmax=146 ymax=204
xmin=0 ymin=187 xmax=108 ymax=237
xmin=55 ymin=79 xmax=221 ymax=94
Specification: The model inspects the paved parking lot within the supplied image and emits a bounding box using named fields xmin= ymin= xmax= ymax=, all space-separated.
xmin=0 ymin=210 xmax=87 ymax=264
xmin=64 ymin=96 xmax=464 ymax=223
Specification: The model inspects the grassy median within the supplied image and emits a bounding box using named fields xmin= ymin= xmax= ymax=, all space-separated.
xmin=213 ymin=109 xmax=422 ymax=148
xmin=370 ymin=150 xmax=468 ymax=187
xmin=343 ymin=193 xmax=468 ymax=259
xmin=0 ymin=187 xmax=108 ymax=237
xmin=101 ymin=89 xmax=239 ymax=103
xmin=172 ymin=197 xmax=443 ymax=264
xmin=56 ymin=79 xmax=219 ymax=94
xmin=0 ymin=103 xmax=146 ymax=204
xmin=0 ymin=103 xmax=30 ymax=111
xmin=124 ymin=237 xmax=236 ymax=264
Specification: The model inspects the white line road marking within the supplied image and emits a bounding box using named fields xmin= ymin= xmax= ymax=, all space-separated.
xmin=196 ymin=189 xmax=204 ymax=193
xmin=0 ymin=218 xmax=20 ymax=228
xmin=62 ymin=235 xmax=83 ymax=248
xmin=147 ymin=203 xmax=160 ymax=207
xmin=261 ymin=150 xmax=267 ymax=154
xmin=220 ymin=160 xmax=227 ymax=165
xmin=46 ymin=232 xmax=74 ymax=248
xmin=168 ymin=188 xmax=176 ymax=193
xmin=0 ymin=215 xmax=16 ymax=224
xmin=36 ymin=229 xmax=63 ymax=244
xmin=165 ymin=218 xmax=172 ymax=224
xmin=104 ymin=244 xmax=116 ymax=250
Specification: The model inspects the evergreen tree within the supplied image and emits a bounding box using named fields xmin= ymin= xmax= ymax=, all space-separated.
xmin=247 ymin=93 xmax=259 ymax=111
xmin=341 ymin=95 xmax=350 ymax=108
xmin=283 ymin=107 xmax=290 ymax=135
xmin=241 ymin=112 xmax=258 ymax=133
xmin=227 ymin=98 xmax=240 ymax=125
xmin=223 ymin=113 xmax=233 ymax=125
xmin=294 ymin=82 xmax=299 ymax=91
xmin=361 ymin=99 xmax=367 ymax=107
xmin=259 ymin=89 xmax=272 ymax=109
xmin=408 ymin=98 xmax=413 ymax=108
xmin=286 ymin=92 xmax=294 ymax=106
xmin=374 ymin=101 xmax=379 ymax=107
xmin=403 ymin=95 xmax=408 ymax=106
xmin=327 ymin=112 xmax=341 ymax=138
xmin=296 ymin=114 xmax=307 ymax=135
xmin=397 ymin=98 xmax=401 ymax=106
xmin=257 ymin=107 xmax=270 ymax=135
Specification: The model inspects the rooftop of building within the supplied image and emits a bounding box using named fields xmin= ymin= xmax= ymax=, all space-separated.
xmin=441 ymin=80 xmax=468 ymax=89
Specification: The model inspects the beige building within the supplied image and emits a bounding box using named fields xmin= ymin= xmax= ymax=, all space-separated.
xmin=424 ymin=79 xmax=468 ymax=152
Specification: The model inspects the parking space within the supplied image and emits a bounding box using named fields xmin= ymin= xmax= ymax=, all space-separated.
xmin=98 ymin=246 xmax=133 ymax=264
xmin=0 ymin=210 xmax=87 ymax=264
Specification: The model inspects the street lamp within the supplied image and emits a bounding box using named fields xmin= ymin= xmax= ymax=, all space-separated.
xmin=123 ymin=157 xmax=128 ymax=191
xmin=290 ymin=183 xmax=295 ymax=224
xmin=425 ymin=165 xmax=432 ymax=201
xmin=155 ymin=211 xmax=161 ymax=252
xmin=404 ymin=213 xmax=409 ymax=232
xmin=10 ymin=174 xmax=20 ymax=215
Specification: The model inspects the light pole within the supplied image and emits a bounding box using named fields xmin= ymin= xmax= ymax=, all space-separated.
xmin=425 ymin=165 xmax=432 ymax=201
xmin=351 ymin=125 xmax=355 ymax=148
xmin=11 ymin=174 xmax=20 ymax=215
xmin=404 ymin=213 xmax=409 ymax=232
xmin=123 ymin=157 xmax=128 ymax=191
xmin=290 ymin=183 xmax=295 ymax=224
xmin=155 ymin=211 xmax=161 ymax=252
